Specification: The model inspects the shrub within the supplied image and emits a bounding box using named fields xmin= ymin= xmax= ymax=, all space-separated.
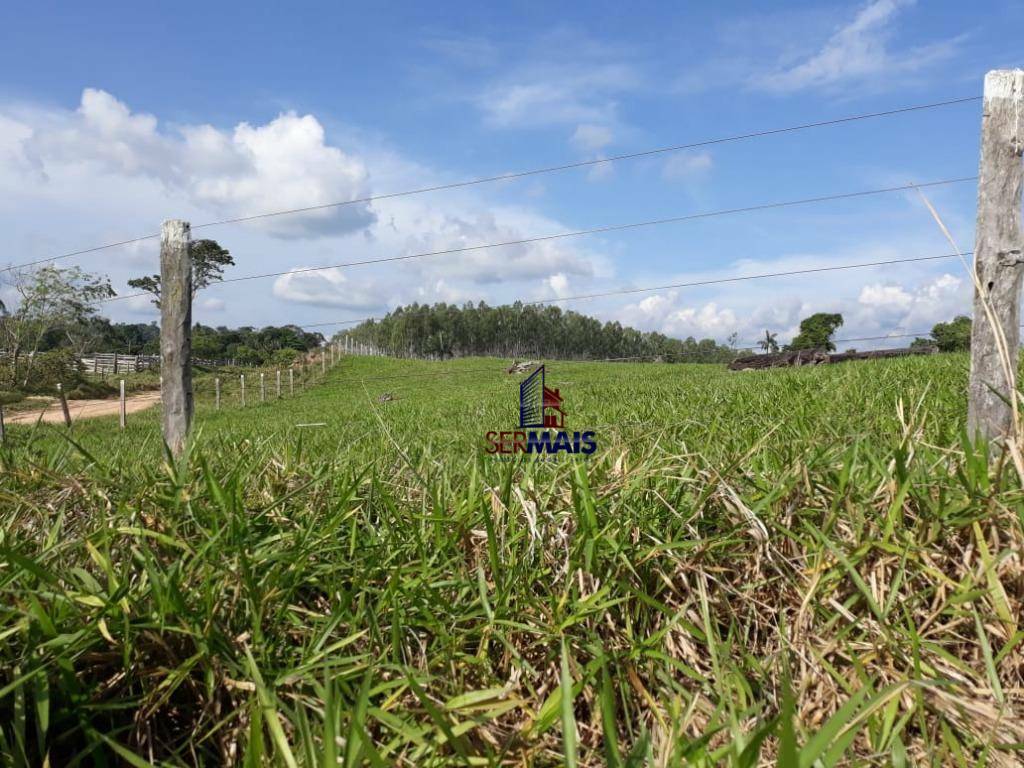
xmin=269 ymin=348 xmax=301 ymax=366
xmin=0 ymin=390 xmax=24 ymax=405
xmin=0 ymin=349 xmax=85 ymax=395
xmin=66 ymin=380 xmax=116 ymax=400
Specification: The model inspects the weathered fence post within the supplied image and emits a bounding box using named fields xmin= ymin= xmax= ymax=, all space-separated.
xmin=240 ymin=374 xmax=246 ymax=407
xmin=260 ymin=372 xmax=266 ymax=402
xmin=289 ymin=368 xmax=294 ymax=396
xmin=56 ymin=383 xmax=71 ymax=427
xmin=119 ymin=379 xmax=126 ymax=430
xmin=321 ymin=351 xmax=326 ymax=374
xmin=160 ymin=219 xmax=193 ymax=456
xmin=276 ymin=369 xmax=281 ymax=398
xmin=215 ymin=377 xmax=221 ymax=410
xmin=968 ymin=70 xmax=1024 ymax=443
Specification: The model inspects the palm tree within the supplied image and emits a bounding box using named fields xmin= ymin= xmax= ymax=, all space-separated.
xmin=758 ymin=330 xmax=778 ymax=354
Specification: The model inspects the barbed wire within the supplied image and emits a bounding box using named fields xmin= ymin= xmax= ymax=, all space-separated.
xmin=98 ymin=176 xmax=977 ymax=306
xmin=1 ymin=95 xmax=980 ymax=275
xmin=289 ymin=250 xmax=969 ymax=331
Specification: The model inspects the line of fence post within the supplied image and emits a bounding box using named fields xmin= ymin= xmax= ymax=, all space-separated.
xmin=119 ymin=379 xmax=126 ymax=430
xmin=968 ymin=69 xmax=1024 ymax=444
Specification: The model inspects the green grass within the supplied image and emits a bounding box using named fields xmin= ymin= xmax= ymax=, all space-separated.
xmin=1 ymin=353 xmax=1022 ymax=766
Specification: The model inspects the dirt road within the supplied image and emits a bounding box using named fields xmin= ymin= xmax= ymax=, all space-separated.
xmin=6 ymin=390 xmax=162 ymax=425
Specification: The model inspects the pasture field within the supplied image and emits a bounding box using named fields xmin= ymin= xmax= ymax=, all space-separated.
xmin=2 ymin=354 xmax=1023 ymax=766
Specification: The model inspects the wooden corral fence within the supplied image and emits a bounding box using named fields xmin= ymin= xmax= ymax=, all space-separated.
xmin=78 ymin=353 xmax=235 ymax=374
xmin=79 ymin=353 xmax=158 ymax=374
xmin=728 ymin=346 xmax=937 ymax=371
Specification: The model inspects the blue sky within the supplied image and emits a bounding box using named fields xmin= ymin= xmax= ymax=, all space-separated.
xmin=1 ymin=0 xmax=1021 ymax=346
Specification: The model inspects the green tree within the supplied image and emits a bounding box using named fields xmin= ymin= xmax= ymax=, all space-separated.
xmin=758 ymin=330 xmax=779 ymax=353
xmin=787 ymin=313 xmax=844 ymax=352
xmin=929 ymin=315 xmax=971 ymax=352
xmin=0 ymin=266 xmax=115 ymax=387
xmin=128 ymin=239 xmax=234 ymax=307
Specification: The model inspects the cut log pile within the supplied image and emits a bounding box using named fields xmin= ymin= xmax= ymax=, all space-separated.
xmin=728 ymin=346 xmax=937 ymax=371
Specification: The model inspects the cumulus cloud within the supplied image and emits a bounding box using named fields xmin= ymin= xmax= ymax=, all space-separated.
xmin=858 ymin=282 xmax=913 ymax=310
xmin=272 ymin=268 xmax=386 ymax=309
xmin=856 ymin=273 xmax=965 ymax=328
xmin=377 ymin=201 xmax=604 ymax=287
xmin=753 ymin=0 xmax=959 ymax=92
xmin=546 ymin=272 xmax=571 ymax=298
xmin=5 ymin=89 xmax=375 ymax=238
xmin=619 ymin=292 xmax=737 ymax=337
xmin=2 ymin=87 xmax=613 ymax=329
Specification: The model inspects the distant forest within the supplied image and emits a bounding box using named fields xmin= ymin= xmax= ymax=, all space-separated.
xmin=24 ymin=317 xmax=324 ymax=365
xmin=340 ymin=302 xmax=738 ymax=363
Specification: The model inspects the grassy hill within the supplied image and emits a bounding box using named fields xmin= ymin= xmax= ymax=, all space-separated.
xmin=2 ymin=353 xmax=1022 ymax=766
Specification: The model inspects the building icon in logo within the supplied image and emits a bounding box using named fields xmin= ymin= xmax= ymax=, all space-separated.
xmin=519 ymin=365 xmax=565 ymax=429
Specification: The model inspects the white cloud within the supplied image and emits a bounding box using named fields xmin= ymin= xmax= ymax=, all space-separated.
xmin=662 ymin=151 xmax=713 ymax=181
xmin=546 ymin=273 xmax=571 ymax=298
xmin=571 ymin=124 xmax=614 ymax=152
xmin=856 ymin=272 xmax=965 ymax=329
xmin=376 ymin=200 xmax=605 ymax=287
xmin=619 ymin=292 xmax=736 ymax=337
xmin=272 ymin=268 xmax=385 ymax=310
xmin=604 ymin=245 xmax=971 ymax=347
xmin=858 ymin=282 xmax=913 ymax=310
xmin=471 ymin=33 xmax=640 ymax=153
xmin=478 ymin=63 xmax=633 ymax=130
xmin=753 ymin=0 xmax=959 ymax=93
xmin=7 ymin=89 xmax=375 ymax=239
xmin=1 ymin=87 xmax=613 ymax=329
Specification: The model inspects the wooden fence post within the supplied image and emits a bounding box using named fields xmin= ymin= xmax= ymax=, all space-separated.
xmin=56 ymin=383 xmax=71 ymax=427
xmin=968 ymin=70 xmax=1024 ymax=443
xmin=289 ymin=368 xmax=294 ymax=396
xmin=260 ymin=372 xmax=266 ymax=402
xmin=215 ymin=377 xmax=221 ymax=410
xmin=321 ymin=351 xmax=326 ymax=374
xmin=276 ymin=369 xmax=281 ymax=398
xmin=240 ymin=374 xmax=246 ymax=407
xmin=119 ymin=379 xmax=126 ymax=430
xmin=160 ymin=219 xmax=193 ymax=456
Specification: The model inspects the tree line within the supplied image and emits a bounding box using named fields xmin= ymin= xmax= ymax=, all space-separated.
xmin=0 ymin=259 xmax=323 ymax=393
xmin=338 ymin=302 xmax=738 ymax=363
xmin=756 ymin=312 xmax=972 ymax=354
